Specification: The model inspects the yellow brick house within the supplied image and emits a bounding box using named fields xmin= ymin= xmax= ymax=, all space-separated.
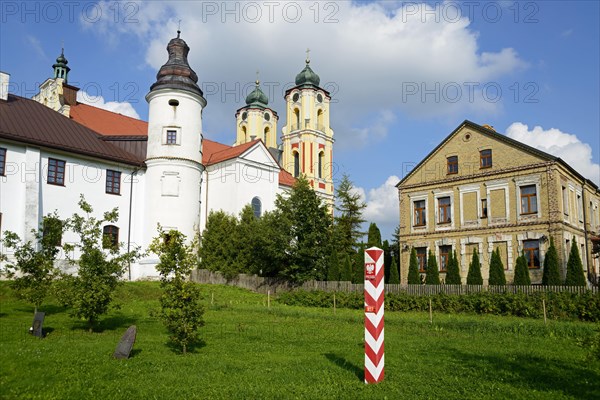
xmin=396 ymin=120 xmax=600 ymax=285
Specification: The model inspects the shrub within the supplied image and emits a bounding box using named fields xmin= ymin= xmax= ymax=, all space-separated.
xmin=542 ymin=237 xmax=561 ymax=285
xmin=466 ymin=249 xmax=483 ymax=285
xmin=407 ymin=248 xmax=420 ymax=284
xmin=425 ymin=250 xmax=440 ymax=285
xmin=565 ymin=238 xmax=586 ymax=286
xmin=445 ymin=250 xmax=461 ymax=285
xmin=513 ymin=254 xmax=531 ymax=285
xmin=488 ymin=248 xmax=506 ymax=285
xmin=389 ymin=255 xmax=400 ymax=284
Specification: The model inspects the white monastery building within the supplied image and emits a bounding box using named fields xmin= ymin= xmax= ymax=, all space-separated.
xmin=0 ymin=33 xmax=335 ymax=279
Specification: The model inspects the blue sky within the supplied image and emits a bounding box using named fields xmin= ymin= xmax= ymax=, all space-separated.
xmin=1 ymin=1 xmax=599 ymax=240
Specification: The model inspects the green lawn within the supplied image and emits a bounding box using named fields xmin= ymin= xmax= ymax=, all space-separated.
xmin=1 ymin=282 xmax=598 ymax=399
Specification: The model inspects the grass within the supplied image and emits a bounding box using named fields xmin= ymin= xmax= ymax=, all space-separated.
xmin=1 ymin=281 xmax=599 ymax=399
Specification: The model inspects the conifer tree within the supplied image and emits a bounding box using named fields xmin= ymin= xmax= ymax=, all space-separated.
xmin=382 ymin=240 xmax=391 ymax=282
xmin=334 ymin=174 xmax=366 ymax=258
xmin=425 ymin=250 xmax=440 ymax=285
xmin=488 ymin=248 xmax=506 ymax=285
xmin=367 ymin=223 xmax=382 ymax=248
xmin=466 ymin=248 xmax=483 ymax=285
xmin=542 ymin=237 xmax=561 ymax=285
xmin=445 ymin=250 xmax=462 ymax=285
xmin=407 ymin=248 xmax=420 ymax=284
xmin=389 ymin=255 xmax=400 ymax=284
xmin=565 ymin=238 xmax=586 ymax=286
xmin=353 ymin=244 xmax=366 ymax=283
xmin=327 ymin=245 xmax=340 ymax=281
xmin=341 ymin=254 xmax=353 ymax=282
xmin=513 ymin=254 xmax=531 ymax=285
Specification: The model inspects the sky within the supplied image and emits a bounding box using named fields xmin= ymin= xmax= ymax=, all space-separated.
xmin=1 ymin=0 xmax=599 ymax=241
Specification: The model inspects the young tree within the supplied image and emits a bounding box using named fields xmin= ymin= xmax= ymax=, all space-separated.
xmin=327 ymin=244 xmax=340 ymax=281
xmin=367 ymin=223 xmax=382 ymax=248
xmin=565 ymin=238 xmax=586 ymax=286
xmin=542 ymin=237 xmax=561 ymax=285
xmin=1 ymin=213 xmax=64 ymax=314
xmin=198 ymin=211 xmax=238 ymax=278
xmin=425 ymin=250 xmax=440 ymax=285
xmin=341 ymin=254 xmax=353 ymax=282
xmin=513 ymin=254 xmax=531 ymax=285
xmin=382 ymin=240 xmax=391 ymax=282
xmin=275 ymin=176 xmax=332 ymax=282
xmin=334 ymin=174 xmax=366 ymax=257
xmin=407 ymin=248 xmax=421 ymax=284
xmin=488 ymin=248 xmax=506 ymax=285
xmin=466 ymin=248 xmax=483 ymax=285
xmin=62 ymin=196 xmax=140 ymax=332
xmin=149 ymin=228 xmax=204 ymax=354
xmin=445 ymin=250 xmax=461 ymax=285
xmin=389 ymin=255 xmax=400 ymax=284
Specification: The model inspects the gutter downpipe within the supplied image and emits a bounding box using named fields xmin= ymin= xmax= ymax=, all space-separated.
xmin=127 ymin=167 xmax=139 ymax=281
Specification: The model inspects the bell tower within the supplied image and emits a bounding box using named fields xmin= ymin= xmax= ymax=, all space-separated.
xmin=143 ymin=30 xmax=207 ymax=249
xmin=32 ymin=47 xmax=79 ymax=117
xmin=281 ymin=51 xmax=334 ymax=207
xmin=235 ymin=74 xmax=278 ymax=150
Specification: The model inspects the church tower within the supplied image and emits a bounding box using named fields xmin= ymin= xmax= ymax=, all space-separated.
xmin=33 ymin=48 xmax=79 ymax=117
xmin=281 ymin=53 xmax=334 ymax=207
xmin=143 ymin=31 xmax=207 ymax=248
xmin=234 ymin=77 xmax=278 ymax=150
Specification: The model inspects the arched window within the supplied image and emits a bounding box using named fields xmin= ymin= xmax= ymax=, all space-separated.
xmin=293 ymin=152 xmax=300 ymax=177
xmin=318 ymin=152 xmax=324 ymax=179
xmin=251 ymin=197 xmax=262 ymax=218
xmin=103 ymin=225 xmax=119 ymax=249
xmin=242 ymin=126 xmax=247 ymax=142
xmin=317 ymin=109 xmax=324 ymax=130
xmin=264 ymin=127 xmax=270 ymax=145
xmin=294 ymin=109 xmax=300 ymax=131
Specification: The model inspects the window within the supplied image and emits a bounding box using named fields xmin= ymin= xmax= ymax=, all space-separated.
xmin=264 ymin=127 xmax=270 ymax=144
xmin=439 ymin=245 xmax=451 ymax=272
xmin=520 ymin=185 xmax=537 ymax=215
xmin=447 ymin=156 xmax=458 ymax=174
xmin=47 ymin=158 xmax=66 ymax=185
xmin=106 ymin=170 xmax=121 ymax=195
xmin=438 ymin=197 xmax=451 ymax=224
xmin=318 ymin=152 xmax=324 ymax=179
xmin=103 ymin=225 xmax=119 ymax=249
xmin=166 ymin=130 xmax=177 ymax=145
xmin=562 ymin=186 xmax=569 ymax=216
xmin=416 ymin=247 xmax=427 ymax=273
xmin=42 ymin=217 xmax=62 ymax=247
xmin=251 ymin=197 xmax=262 ymax=218
xmin=0 ymin=147 xmax=6 ymax=176
xmin=413 ymin=200 xmax=426 ymax=226
xmin=293 ymin=152 xmax=300 ymax=177
xmin=480 ymin=149 xmax=492 ymax=168
xmin=481 ymin=198 xmax=488 ymax=218
xmin=294 ymin=108 xmax=300 ymax=130
xmin=577 ymin=194 xmax=583 ymax=222
xmin=523 ymin=240 xmax=540 ymax=268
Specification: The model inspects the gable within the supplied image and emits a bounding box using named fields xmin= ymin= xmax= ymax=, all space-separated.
xmin=399 ymin=121 xmax=554 ymax=187
xmin=240 ymin=143 xmax=280 ymax=168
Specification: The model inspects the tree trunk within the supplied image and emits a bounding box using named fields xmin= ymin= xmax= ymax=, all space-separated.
xmin=183 ymin=344 xmax=187 ymax=355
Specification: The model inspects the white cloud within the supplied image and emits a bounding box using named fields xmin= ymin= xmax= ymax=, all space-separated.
xmin=76 ymin=91 xmax=140 ymax=119
xmin=83 ymin=1 xmax=527 ymax=147
xmin=505 ymin=122 xmax=600 ymax=185
xmin=362 ymin=175 xmax=401 ymax=224
xmin=26 ymin=35 xmax=47 ymax=59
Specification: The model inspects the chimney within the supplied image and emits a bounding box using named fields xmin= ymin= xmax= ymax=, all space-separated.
xmin=62 ymin=83 xmax=79 ymax=106
xmin=0 ymin=71 xmax=9 ymax=101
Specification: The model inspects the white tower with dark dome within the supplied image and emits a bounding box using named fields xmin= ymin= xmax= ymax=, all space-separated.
xmin=143 ymin=31 xmax=207 ymax=251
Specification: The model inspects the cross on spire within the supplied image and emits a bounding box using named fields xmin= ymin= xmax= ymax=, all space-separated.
xmin=255 ymin=69 xmax=260 ymax=86
xmin=177 ymin=19 xmax=181 ymax=38
xmin=305 ymin=48 xmax=310 ymax=64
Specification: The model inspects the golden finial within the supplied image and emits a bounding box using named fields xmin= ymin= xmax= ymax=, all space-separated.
xmin=255 ymin=69 xmax=260 ymax=86
xmin=177 ymin=20 xmax=181 ymax=38
xmin=306 ymin=48 xmax=310 ymax=64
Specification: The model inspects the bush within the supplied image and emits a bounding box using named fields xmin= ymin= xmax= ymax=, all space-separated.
xmin=488 ymin=248 xmax=506 ymax=285
xmin=466 ymin=249 xmax=483 ymax=285
xmin=513 ymin=254 xmax=531 ymax=285
xmin=407 ymin=248 xmax=420 ymax=284
xmin=425 ymin=250 xmax=440 ymax=285
xmin=565 ymin=238 xmax=586 ymax=286
xmin=445 ymin=250 xmax=461 ymax=285
xmin=542 ymin=237 xmax=561 ymax=285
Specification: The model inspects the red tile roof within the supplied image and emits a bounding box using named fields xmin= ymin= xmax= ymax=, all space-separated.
xmin=0 ymin=95 xmax=144 ymax=165
xmin=278 ymin=169 xmax=296 ymax=187
xmin=204 ymin=139 xmax=261 ymax=165
xmin=70 ymin=102 xmax=148 ymax=136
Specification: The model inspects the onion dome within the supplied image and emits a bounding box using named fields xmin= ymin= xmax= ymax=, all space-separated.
xmin=294 ymin=57 xmax=320 ymax=87
xmin=52 ymin=48 xmax=71 ymax=82
xmin=150 ymin=31 xmax=203 ymax=97
xmin=245 ymin=79 xmax=269 ymax=108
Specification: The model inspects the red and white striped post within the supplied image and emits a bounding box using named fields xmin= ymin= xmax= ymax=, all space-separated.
xmin=364 ymin=247 xmax=384 ymax=384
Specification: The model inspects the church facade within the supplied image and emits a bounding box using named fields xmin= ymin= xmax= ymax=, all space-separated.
xmin=0 ymin=33 xmax=334 ymax=279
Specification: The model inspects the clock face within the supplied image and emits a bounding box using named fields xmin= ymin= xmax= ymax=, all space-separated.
xmin=264 ymin=112 xmax=270 ymax=121
xmin=292 ymin=93 xmax=300 ymax=102
xmin=242 ymin=112 xmax=247 ymax=120
xmin=317 ymin=93 xmax=323 ymax=103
